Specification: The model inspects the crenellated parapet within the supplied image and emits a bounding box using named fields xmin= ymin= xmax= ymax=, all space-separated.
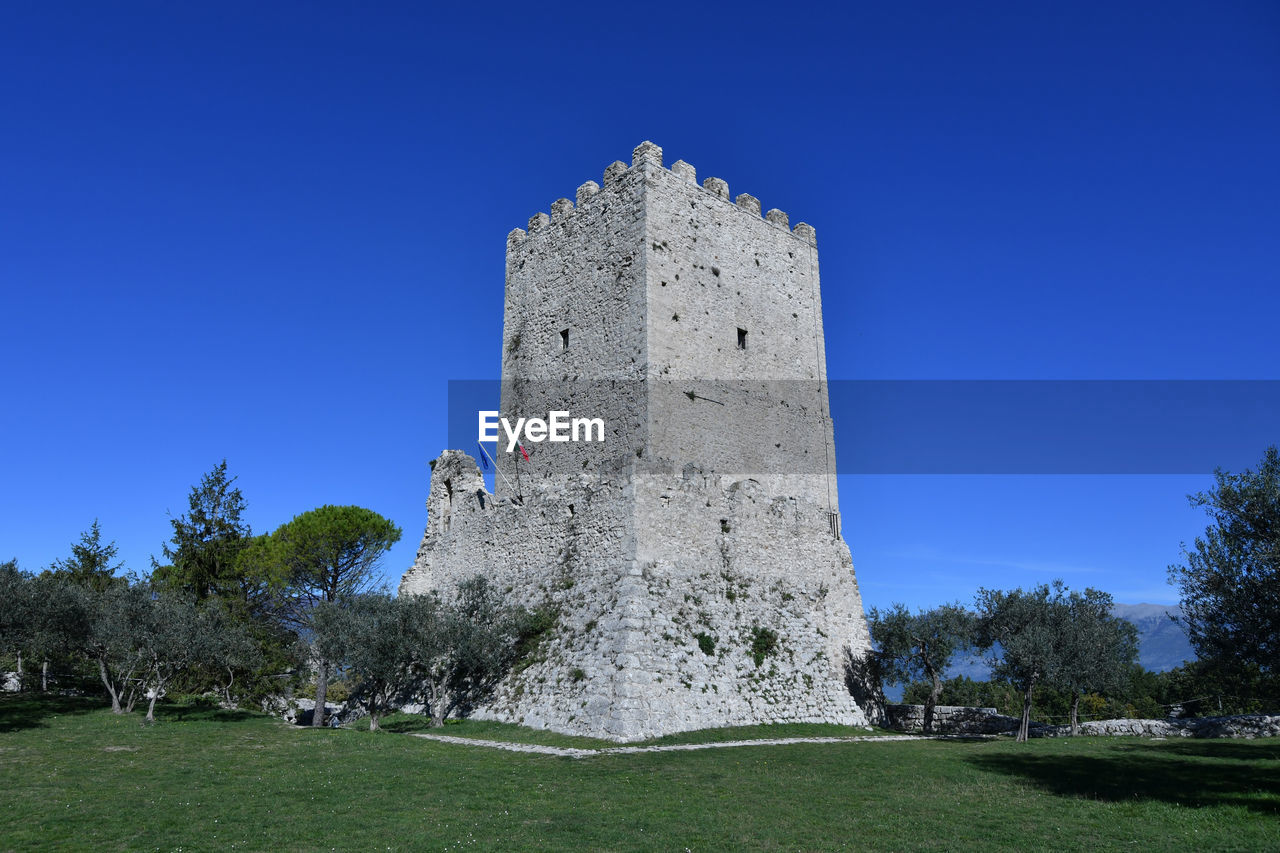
xmin=506 ymin=141 xmax=818 ymax=250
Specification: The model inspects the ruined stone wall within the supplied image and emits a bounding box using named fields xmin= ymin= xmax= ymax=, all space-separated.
xmin=402 ymin=452 xmax=871 ymax=740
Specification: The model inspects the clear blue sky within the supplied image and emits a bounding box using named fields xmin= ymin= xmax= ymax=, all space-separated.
xmin=2 ymin=2 xmax=1277 ymax=610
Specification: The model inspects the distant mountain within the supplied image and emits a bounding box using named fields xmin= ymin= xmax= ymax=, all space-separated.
xmin=1110 ymin=603 xmax=1195 ymax=673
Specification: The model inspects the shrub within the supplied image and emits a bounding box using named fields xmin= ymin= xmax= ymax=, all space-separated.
xmin=749 ymin=627 xmax=778 ymax=667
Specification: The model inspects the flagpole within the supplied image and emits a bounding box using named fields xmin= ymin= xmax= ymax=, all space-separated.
xmin=513 ymin=442 xmax=523 ymax=503
xmin=476 ymin=442 xmax=519 ymax=499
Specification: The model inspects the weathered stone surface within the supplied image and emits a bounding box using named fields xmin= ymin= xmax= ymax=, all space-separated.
xmin=670 ymin=159 xmax=696 ymax=183
xmin=702 ymin=176 xmax=729 ymax=200
xmin=401 ymin=143 xmax=871 ymax=742
xmin=885 ymin=704 xmax=1015 ymax=734
xmin=884 ymin=704 xmax=1280 ymax=739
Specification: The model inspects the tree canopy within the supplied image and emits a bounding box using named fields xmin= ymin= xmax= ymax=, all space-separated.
xmin=47 ymin=520 xmax=123 ymax=591
xmin=975 ymin=581 xmax=1138 ymax=740
xmin=975 ymin=582 xmax=1068 ymax=742
xmin=1053 ymin=587 xmax=1138 ymax=734
xmin=1169 ymin=445 xmax=1280 ymax=678
xmin=251 ymin=504 xmax=402 ymax=726
xmin=153 ymin=460 xmax=254 ymax=601
xmin=868 ymin=602 xmax=973 ymax=733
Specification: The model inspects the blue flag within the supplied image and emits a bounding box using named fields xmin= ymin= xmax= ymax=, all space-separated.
xmin=476 ymin=442 xmax=491 ymax=470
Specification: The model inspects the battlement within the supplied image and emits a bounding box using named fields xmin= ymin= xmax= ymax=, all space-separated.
xmin=507 ymin=141 xmax=817 ymax=249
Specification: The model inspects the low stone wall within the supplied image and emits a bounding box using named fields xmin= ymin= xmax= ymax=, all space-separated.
xmin=885 ymin=704 xmax=1280 ymax=739
xmin=884 ymin=704 xmax=1017 ymax=734
xmin=1036 ymin=715 xmax=1280 ymax=739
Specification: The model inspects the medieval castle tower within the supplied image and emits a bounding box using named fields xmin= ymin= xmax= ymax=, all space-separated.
xmin=400 ymin=142 xmax=874 ymax=740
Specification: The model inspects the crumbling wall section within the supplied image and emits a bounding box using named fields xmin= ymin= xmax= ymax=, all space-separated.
xmin=403 ymin=453 xmax=871 ymax=741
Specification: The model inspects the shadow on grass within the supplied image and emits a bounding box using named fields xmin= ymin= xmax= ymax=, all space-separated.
xmin=380 ymin=715 xmax=435 ymax=734
xmin=0 ymin=694 xmax=102 ymax=732
xmin=1152 ymin=739 xmax=1280 ymax=762
xmin=968 ymin=741 xmax=1280 ymax=814
xmin=154 ymin=701 xmax=259 ymax=724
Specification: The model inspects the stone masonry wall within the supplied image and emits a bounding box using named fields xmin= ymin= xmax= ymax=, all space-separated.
xmin=401 ymin=451 xmax=872 ymax=740
xmin=402 ymin=143 xmax=872 ymax=741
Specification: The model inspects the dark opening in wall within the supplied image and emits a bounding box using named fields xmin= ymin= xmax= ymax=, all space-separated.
xmin=737 ymin=328 xmax=748 ymax=350
xmin=442 ymin=478 xmax=454 ymax=532
xmin=560 ymin=329 xmax=570 ymax=351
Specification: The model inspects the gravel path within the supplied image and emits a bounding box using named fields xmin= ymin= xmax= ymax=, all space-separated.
xmin=406 ymin=731 xmax=935 ymax=758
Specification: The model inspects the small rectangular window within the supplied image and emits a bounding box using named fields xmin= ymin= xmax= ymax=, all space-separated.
xmin=737 ymin=328 xmax=748 ymax=350
xmin=561 ymin=329 xmax=570 ymax=351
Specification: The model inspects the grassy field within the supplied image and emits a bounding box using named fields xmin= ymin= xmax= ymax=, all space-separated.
xmin=2 ymin=696 xmax=1278 ymax=851
xmin=378 ymin=713 xmax=899 ymax=749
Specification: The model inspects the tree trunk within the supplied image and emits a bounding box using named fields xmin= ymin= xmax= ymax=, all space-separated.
xmin=15 ymin=650 xmax=21 ymax=679
xmin=41 ymin=660 xmax=48 ymax=692
xmin=146 ymin=692 xmax=159 ymax=724
xmin=369 ymin=712 xmax=380 ymax=732
xmin=220 ymin=666 xmax=236 ymax=708
xmin=924 ymin=671 xmax=943 ymax=734
xmin=1017 ymin=681 xmax=1034 ymax=743
xmin=1070 ymin=694 xmax=1080 ymax=736
xmin=312 ymin=657 xmax=329 ymax=727
xmin=429 ymin=679 xmax=445 ymax=728
xmin=99 ymin=659 xmax=122 ymax=714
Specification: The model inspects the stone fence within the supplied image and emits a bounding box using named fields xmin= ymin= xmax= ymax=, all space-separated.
xmin=1036 ymin=715 xmax=1280 ymax=739
xmin=884 ymin=704 xmax=1280 ymax=739
xmin=884 ymin=704 xmax=1014 ymax=734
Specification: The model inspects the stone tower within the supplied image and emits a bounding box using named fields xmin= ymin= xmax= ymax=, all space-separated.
xmin=401 ymin=142 xmax=874 ymax=740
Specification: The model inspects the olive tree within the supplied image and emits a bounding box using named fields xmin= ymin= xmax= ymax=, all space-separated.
xmin=0 ymin=560 xmax=32 ymax=680
xmin=868 ymin=602 xmax=974 ymax=733
xmin=975 ymin=582 xmax=1070 ymax=742
xmin=316 ymin=578 xmax=543 ymax=730
xmin=135 ymin=593 xmax=258 ymax=723
xmin=81 ymin=582 xmax=152 ymax=714
xmin=313 ymin=593 xmax=414 ymax=731
xmin=1169 ymin=446 xmax=1280 ymax=678
xmin=1053 ymin=587 xmax=1138 ymax=734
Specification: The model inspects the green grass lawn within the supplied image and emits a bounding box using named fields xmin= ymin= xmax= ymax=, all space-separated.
xmin=380 ymin=713 xmax=898 ymax=749
xmin=2 ymin=695 xmax=1278 ymax=851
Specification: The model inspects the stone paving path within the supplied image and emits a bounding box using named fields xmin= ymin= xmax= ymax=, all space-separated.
xmin=406 ymin=731 xmax=938 ymax=758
